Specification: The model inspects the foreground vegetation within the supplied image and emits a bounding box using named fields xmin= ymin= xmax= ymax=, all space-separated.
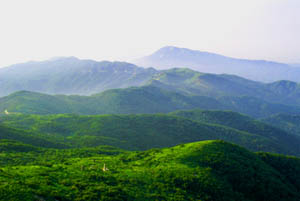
xmin=1 ymin=109 xmax=299 ymax=200
xmin=0 ymin=140 xmax=299 ymax=201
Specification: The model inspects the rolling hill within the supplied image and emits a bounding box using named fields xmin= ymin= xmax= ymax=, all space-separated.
xmin=1 ymin=86 xmax=300 ymax=118
xmin=0 ymin=87 xmax=224 ymax=115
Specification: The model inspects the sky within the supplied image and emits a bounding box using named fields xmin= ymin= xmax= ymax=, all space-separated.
xmin=0 ymin=0 xmax=299 ymax=67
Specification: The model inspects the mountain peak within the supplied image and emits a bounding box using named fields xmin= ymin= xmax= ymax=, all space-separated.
xmin=153 ymin=46 xmax=208 ymax=57
xmin=48 ymin=56 xmax=79 ymax=61
xmin=158 ymin=46 xmax=182 ymax=52
xmin=133 ymin=46 xmax=296 ymax=83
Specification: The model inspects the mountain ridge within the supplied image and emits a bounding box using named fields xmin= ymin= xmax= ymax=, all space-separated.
xmin=0 ymin=57 xmax=158 ymax=97
xmin=3 ymin=86 xmax=300 ymax=118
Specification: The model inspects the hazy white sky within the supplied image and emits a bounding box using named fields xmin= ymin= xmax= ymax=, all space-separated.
xmin=0 ymin=0 xmax=299 ymax=67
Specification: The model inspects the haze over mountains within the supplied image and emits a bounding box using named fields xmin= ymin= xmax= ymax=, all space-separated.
xmin=1 ymin=46 xmax=300 ymax=200
xmin=2 ymin=46 xmax=300 ymax=97
xmin=0 ymin=57 xmax=157 ymax=97
xmin=134 ymin=46 xmax=300 ymax=82
xmin=3 ymin=66 xmax=300 ymax=118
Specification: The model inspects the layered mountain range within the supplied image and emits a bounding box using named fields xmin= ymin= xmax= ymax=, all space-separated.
xmin=1 ymin=48 xmax=300 ymax=200
xmin=2 ymin=47 xmax=300 ymax=97
xmin=2 ymin=63 xmax=300 ymax=118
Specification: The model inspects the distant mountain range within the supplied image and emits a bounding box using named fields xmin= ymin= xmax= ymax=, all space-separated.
xmin=1 ymin=49 xmax=300 ymax=97
xmin=0 ymin=57 xmax=157 ymax=97
xmin=134 ymin=46 xmax=300 ymax=82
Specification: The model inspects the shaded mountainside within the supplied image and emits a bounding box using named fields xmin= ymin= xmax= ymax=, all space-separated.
xmin=216 ymin=95 xmax=300 ymax=118
xmin=0 ymin=139 xmax=42 ymax=153
xmin=134 ymin=46 xmax=300 ymax=82
xmin=0 ymin=140 xmax=299 ymax=201
xmin=1 ymin=113 xmax=300 ymax=156
xmin=0 ymin=57 xmax=157 ymax=97
xmin=170 ymin=109 xmax=300 ymax=155
xmin=0 ymin=124 xmax=68 ymax=149
xmin=262 ymin=114 xmax=300 ymax=137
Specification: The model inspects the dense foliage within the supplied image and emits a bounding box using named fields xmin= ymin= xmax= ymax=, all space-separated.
xmin=0 ymin=140 xmax=299 ymax=201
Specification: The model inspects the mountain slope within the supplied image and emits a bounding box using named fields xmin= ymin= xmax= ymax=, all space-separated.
xmin=147 ymin=68 xmax=265 ymax=97
xmin=134 ymin=46 xmax=300 ymax=82
xmin=1 ymin=113 xmax=300 ymax=156
xmin=147 ymin=68 xmax=300 ymax=106
xmin=0 ymin=57 xmax=157 ymax=97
